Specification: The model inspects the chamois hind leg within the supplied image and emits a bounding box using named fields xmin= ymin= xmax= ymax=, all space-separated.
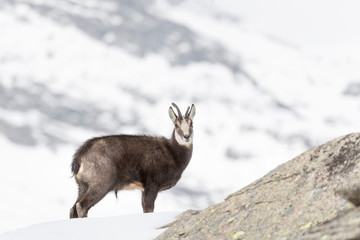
xmin=142 ymin=184 xmax=159 ymax=213
xmin=70 ymin=182 xmax=88 ymax=218
xmin=75 ymin=184 xmax=112 ymax=218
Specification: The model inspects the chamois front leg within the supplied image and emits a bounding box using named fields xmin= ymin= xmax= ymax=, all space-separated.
xmin=142 ymin=184 xmax=159 ymax=213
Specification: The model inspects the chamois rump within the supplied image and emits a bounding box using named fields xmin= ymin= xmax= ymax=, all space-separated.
xmin=70 ymin=103 xmax=196 ymax=218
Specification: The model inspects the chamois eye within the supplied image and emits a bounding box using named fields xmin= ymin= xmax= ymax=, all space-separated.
xmin=175 ymin=123 xmax=179 ymax=128
xmin=190 ymin=121 xmax=193 ymax=127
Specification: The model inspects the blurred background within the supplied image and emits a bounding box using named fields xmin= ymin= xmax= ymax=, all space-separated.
xmin=1 ymin=0 xmax=360 ymax=233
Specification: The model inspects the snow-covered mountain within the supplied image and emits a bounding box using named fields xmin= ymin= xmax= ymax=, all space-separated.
xmin=1 ymin=0 xmax=360 ymax=233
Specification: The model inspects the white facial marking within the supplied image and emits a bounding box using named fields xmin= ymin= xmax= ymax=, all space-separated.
xmin=175 ymin=119 xmax=193 ymax=146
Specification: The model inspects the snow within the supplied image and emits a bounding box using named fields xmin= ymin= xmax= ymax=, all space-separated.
xmin=0 ymin=212 xmax=179 ymax=240
xmin=1 ymin=0 xmax=360 ymax=237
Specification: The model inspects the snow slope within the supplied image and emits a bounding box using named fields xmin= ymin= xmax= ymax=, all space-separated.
xmin=1 ymin=0 xmax=360 ymax=234
xmin=0 ymin=212 xmax=178 ymax=240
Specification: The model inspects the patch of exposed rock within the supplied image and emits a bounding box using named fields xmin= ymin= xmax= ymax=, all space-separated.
xmin=157 ymin=133 xmax=360 ymax=240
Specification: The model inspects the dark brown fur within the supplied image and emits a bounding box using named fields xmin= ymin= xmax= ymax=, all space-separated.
xmin=70 ymin=104 xmax=195 ymax=218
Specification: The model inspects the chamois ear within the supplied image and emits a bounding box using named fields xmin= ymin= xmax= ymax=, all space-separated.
xmin=188 ymin=104 xmax=196 ymax=120
xmin=169 ymin=106 xmax=177 ymax=124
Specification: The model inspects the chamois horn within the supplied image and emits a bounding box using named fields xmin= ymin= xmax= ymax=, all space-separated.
xmin=172 ymin=102 xmax=183 ymax=118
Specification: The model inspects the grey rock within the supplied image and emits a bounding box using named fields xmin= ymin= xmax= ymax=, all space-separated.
xmin=156 ymin=133 xmax=360 ymax=240
xmin=301 ymin=208 xmax=360 ymax=240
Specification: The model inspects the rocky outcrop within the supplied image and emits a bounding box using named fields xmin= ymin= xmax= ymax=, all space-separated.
xmin=157 ymin=133 xmax=360 ymax=240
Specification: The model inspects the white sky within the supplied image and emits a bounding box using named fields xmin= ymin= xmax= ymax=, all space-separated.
xmin=213 ymin=0 xmax=360 ymax=47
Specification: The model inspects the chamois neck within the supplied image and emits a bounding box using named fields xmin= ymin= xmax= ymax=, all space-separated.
xmin=169 ymin=130 xmax=193 ymax=165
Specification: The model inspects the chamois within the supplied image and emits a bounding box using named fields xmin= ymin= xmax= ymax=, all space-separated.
xmin=70 ymin=103 xmax=196 ymax=218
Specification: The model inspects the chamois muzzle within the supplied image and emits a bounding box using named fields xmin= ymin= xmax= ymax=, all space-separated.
xmin=184 ymin=134 xmax=190 ymax=141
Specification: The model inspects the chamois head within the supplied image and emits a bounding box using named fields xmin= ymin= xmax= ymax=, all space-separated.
xmin=169 ymin=103 xmax=196 ymax=146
